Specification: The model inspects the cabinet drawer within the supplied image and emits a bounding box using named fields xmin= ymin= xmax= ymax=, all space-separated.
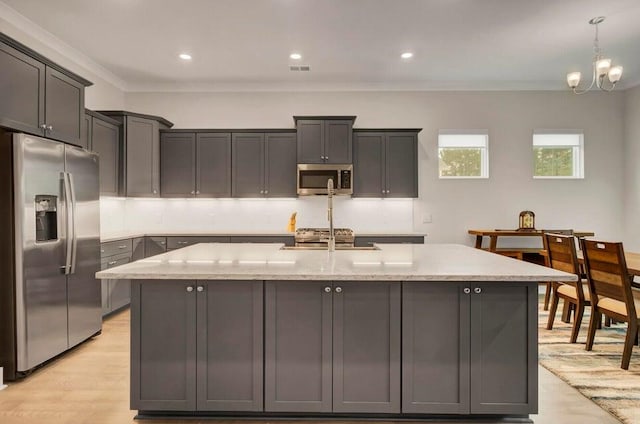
xmin=166 ymin=236 xmax=230 ymax=250
xmin=100 ymin=254 xmax=130 ymax=271
xmin=354 ymin=236 xmax=424 ymax=247
xmin=100 ymin=239 xmax=133 ymax=258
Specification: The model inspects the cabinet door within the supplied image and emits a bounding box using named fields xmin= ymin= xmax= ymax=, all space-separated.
xmin=402 ymin=283 xmax=470 ymax=414
xmin=126 ymin=116 xmax=159 ymax=197
xmin=81 ymin=113 xmax=91 ymax=150
xmin=131 ymin=280 xmax=197 ymax=411
xmin=197 ymin=281 xmax=263 ymax=411
xmin=144 ymin=237 xmax=167 ymax=257
xmin=160 ymin=132 xmax=196 ymax=197
xmin=0 ymin=42 xmax=45 ymax=136
xmin=386 ymin=132 xmax=418 ymax=198
xmin=109 ymin=279 xmax=131 ymax=311
xmin=196 ymin=133 xmax=231 ymax=197
xmin=230 ymin=236 xmax=294 ymax=246
xmin=132 ymin=237 xmax=145 ymax=261
xmin=265 ymin=133 xmax=296 ymax=197
xmin=324 ymin=120 xmax=352 ymax=164
xmin=296 ymin=120 xmax=324 ymax=163
xmin=91 ymin=118 xmax=120 ymax=196
xmin=333 ymin=281 xmax=401 ymax=413
xmin=353 ymin=133 xmax=385 ymax=197
xmin=44 ymin=67 xmax=84 ymax=145
xmin=101 ymin=280 xmax=110 ymax=315
xmin=232 ymin=133 xmax=265 ymax=197
xmin=469 ymin=283 xmax=538 ymax=415
xmin=265 ymin=281 xmax=332 ymax=412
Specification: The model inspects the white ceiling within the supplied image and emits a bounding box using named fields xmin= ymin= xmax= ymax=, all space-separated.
xmin=2 ymin=0 xmax=640 ymax=91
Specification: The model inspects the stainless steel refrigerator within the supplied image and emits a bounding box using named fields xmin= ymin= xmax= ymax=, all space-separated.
xmin=0 ymin=132 xmax=101 ymax=380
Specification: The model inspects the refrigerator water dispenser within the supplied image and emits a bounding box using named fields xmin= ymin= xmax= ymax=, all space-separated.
xmin=35 ymin=195 xmax=57 ymax=242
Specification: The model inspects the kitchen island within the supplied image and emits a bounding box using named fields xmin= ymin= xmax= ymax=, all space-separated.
xmin=96 ymin=243 xmax=576 ymax=423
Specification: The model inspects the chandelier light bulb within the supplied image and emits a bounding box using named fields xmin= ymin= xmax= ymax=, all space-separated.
xmin=567 ymin=72 xmax=581 ymax=89
xmin=595 ymin=58 xmax=612 ymax=77
xmin=608 ymin=66 xmax=623 ymax=83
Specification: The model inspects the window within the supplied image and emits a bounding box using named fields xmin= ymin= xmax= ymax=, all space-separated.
xmin=533 ymin=131 xmax=584 ymax=179
xmin=438 ymin=131 xmax=489 ymax=178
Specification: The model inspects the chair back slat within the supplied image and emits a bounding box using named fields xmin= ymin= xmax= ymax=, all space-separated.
xmin=544 ymin=232 xmax=583 ymax=299
xmin=581 ymin=239 xmax=635 ymax=316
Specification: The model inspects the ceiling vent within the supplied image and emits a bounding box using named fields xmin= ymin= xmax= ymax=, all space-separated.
xmin=289 ymin=65 xmax=311 ymax=71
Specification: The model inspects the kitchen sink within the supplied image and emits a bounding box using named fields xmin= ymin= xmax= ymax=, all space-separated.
xmin=280 ymin=245 xmax=380 ymax=251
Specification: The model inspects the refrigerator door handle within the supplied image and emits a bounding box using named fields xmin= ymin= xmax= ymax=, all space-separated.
xmin=67 ymin=172 xmax=78 ymax=275
xmin=61 ymin=172 xmax=73 ymax=275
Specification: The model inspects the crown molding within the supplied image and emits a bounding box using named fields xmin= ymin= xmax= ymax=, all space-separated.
xmin=0 ymin=1 xmax=127 ymax=91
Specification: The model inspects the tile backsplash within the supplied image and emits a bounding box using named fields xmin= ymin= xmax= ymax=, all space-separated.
xmin=100 ymin=197 xmax=415 ymax=235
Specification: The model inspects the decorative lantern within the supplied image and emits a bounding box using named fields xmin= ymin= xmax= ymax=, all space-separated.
xmin=518 ymin=211 xmax=535 ymax=231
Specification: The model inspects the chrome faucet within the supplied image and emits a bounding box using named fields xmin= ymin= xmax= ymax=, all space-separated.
xmin=327 ymin=178 xmax=335 ymax=252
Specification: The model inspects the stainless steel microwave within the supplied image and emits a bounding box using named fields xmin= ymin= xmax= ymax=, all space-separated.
xmin=297 ymin=164 xmax=353 ymax=195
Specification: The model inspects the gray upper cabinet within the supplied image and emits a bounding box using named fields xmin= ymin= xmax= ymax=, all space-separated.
xmin=402 ymin=282 xmax=537 ymax=415
xmin=126 ymin=116 xmax=160 ymax=197
xmin=265 ymin=133 xmax=296 ymax=197
xmin=160 ymin=132 xmax=196 ymax=197
xmin=295 ymin=117 xmax=354 ymax=164
xmin=233 ymin=132 xmax=296 ymax=198
xmin=353 ymin=130 xmax=419 ymax=198
xmin=90 ymin=114 xmax=120 ymax=196
xmin=197 ymin=133 xmax=231 ymax=197
xmin=333 ymin=281 xmax=401 ymax=414
xmin=196 ymin=281 xmax=263 ymax=411
xmin=81 ymin=113 xmax=91 ymax=150
xmin=44 ymin=67 xmax=84 ymax=145
xmin=1 ymin=35 xmax=90 ymax=145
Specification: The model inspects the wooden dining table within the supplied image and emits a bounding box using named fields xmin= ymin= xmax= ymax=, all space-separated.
xmin=469 ymin=229 xmax=595 ymax=252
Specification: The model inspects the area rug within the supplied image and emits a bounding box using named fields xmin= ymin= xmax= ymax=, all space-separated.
xmin=538 ymin=302 xmax=640 ymax=423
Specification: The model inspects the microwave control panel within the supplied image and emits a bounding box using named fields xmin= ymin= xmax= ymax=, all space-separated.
xmin=340 ymin=170 xmax=352 ymax=189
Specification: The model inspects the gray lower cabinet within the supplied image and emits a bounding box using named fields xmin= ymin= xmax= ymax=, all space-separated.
xmin=353 ymin=131 xmax=419 ymax=198
xmin=354 ymin=236 xmax=424 ymax=247
xmin=166 ymin=236 xmax=231 ymax=250
xmin=132 ymin=237 xmax=145 ymax=260
xmin=131 ymin=280 xmax=263 ymax=412
xmin=144 ymin=237 xmax=167 ymax=257
xmin=265 ymin=281 xmax=400 ymax=414
xmin=232 ymin=133 xmax=296 ymax=197
xmin=101 ymin=254 xmax=131 ymax=315
xmin=231 ymin=236 xmax=294 ymax=246
xmin=402 ymin=282 xmax=537 ymax=415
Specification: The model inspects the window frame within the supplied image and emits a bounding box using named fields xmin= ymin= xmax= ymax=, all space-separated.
xmin=437 ymin=130 xmax=489 ymax=179
xmin=532 ymin=130 xmax=584 ymax=179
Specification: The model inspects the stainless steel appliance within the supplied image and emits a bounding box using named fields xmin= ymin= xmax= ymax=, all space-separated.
xmin=0 ymin=132 xmax=101 ymax=380
xmin=297 ymin=164 xmax=353 ymax=195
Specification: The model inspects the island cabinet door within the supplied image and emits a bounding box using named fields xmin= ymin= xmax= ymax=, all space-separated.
xmin=401 ymin=282 xmax=471 ymax=414
xmin=196 ymin=281 xmax=263 ymax=411
xmin=469 ymin=283 xmax=538 ymax=415
xmin=265 ymin=281 xmax=333 ymax=412
xmin=131 ymin=280 xmax=197 ymax=411
xmin=332 ymin=281 xmax=401 ymax=413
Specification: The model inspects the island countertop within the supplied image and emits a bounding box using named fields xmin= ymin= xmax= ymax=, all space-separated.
xmin=95 ymin=242 xmax=576 ymax=282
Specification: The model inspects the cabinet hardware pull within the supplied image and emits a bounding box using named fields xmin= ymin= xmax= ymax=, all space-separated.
xmin=196 ymin=190 xmax=200 ymax=194
xmin=108 ymin=260 xmax=117 ymax=266
xmin=178 ymin=241 xmax=189 ymax=245
xmin=324 ymin=286 xmax=332 ymax=293
xmin=197 ymin=286 xmax=204 ymax=292
xmin=40 ymin=124 xmax=47 ymax=129
xmin=191 ymin=191 xmax=195 ymax=194
xmin=335 ymin=287 xmax=343 ymax=293
xmin=186 ymin=286 xmax=194 ymax=292
xmin=264 ymin=190 xmax=268 ymax=194
xmin=118 ymin=245 xmax=127 ymax=249
xmin=46 ymin=125 xmax=53 ymax=131
xmin=463 ymin=287 xmax=471 ymax=294
xmin=153 ymin=190 xmax=157 ymax=194
xmin=474 ymin=287 xmax=482 ymax=294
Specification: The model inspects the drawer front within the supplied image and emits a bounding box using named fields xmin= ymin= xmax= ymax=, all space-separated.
xmin=230 ymin=236 xmax=294 ymax=246
xmin=354 ymin=236 xmax=424 ymax=247
xmin=166 ymin=236 xmax=231 ymax=250
xmin=101 ymin=239 xmax=133 ymax=258
xmin=101 ymin=254 xmax=131 ymax=271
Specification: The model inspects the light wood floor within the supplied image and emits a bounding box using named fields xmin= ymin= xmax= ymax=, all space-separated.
xmin=0 ymin=308 xmax=621 ymax=424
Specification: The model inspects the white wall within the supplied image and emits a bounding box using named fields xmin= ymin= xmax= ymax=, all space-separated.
xmin=121 ymin=90 xmax=625 ymax=246
xmin=624 ymin=85 xmax=640 ymax=251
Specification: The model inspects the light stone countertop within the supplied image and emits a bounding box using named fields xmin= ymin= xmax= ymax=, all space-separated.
xmin=95 ymin=243 xmax=576 ymax=282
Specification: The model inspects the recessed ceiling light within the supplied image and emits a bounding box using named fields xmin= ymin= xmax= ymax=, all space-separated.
xmin=401 ymin=52 xmax=413 ymax=59
xmin=179 ymin=53 xmax=192 ymax=61
xmin=290 ymin=53 xmax=302 ymax=60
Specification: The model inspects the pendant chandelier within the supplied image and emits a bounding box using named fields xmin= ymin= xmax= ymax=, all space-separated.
xmin=567 ymin=16 xmax=623 ymax=94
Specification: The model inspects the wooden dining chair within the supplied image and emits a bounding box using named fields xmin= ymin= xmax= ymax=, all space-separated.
xmin=582 ymin=239 xmax=640 ymax=370
xmin=544 ymin=233 xmax=590 ymax=343
xmin=541 ymin=229 xmax=574 ymax=311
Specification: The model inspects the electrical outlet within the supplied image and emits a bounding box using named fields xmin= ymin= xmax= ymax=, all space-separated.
xmin=422 ymin=214 xmax=432 ymax=223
